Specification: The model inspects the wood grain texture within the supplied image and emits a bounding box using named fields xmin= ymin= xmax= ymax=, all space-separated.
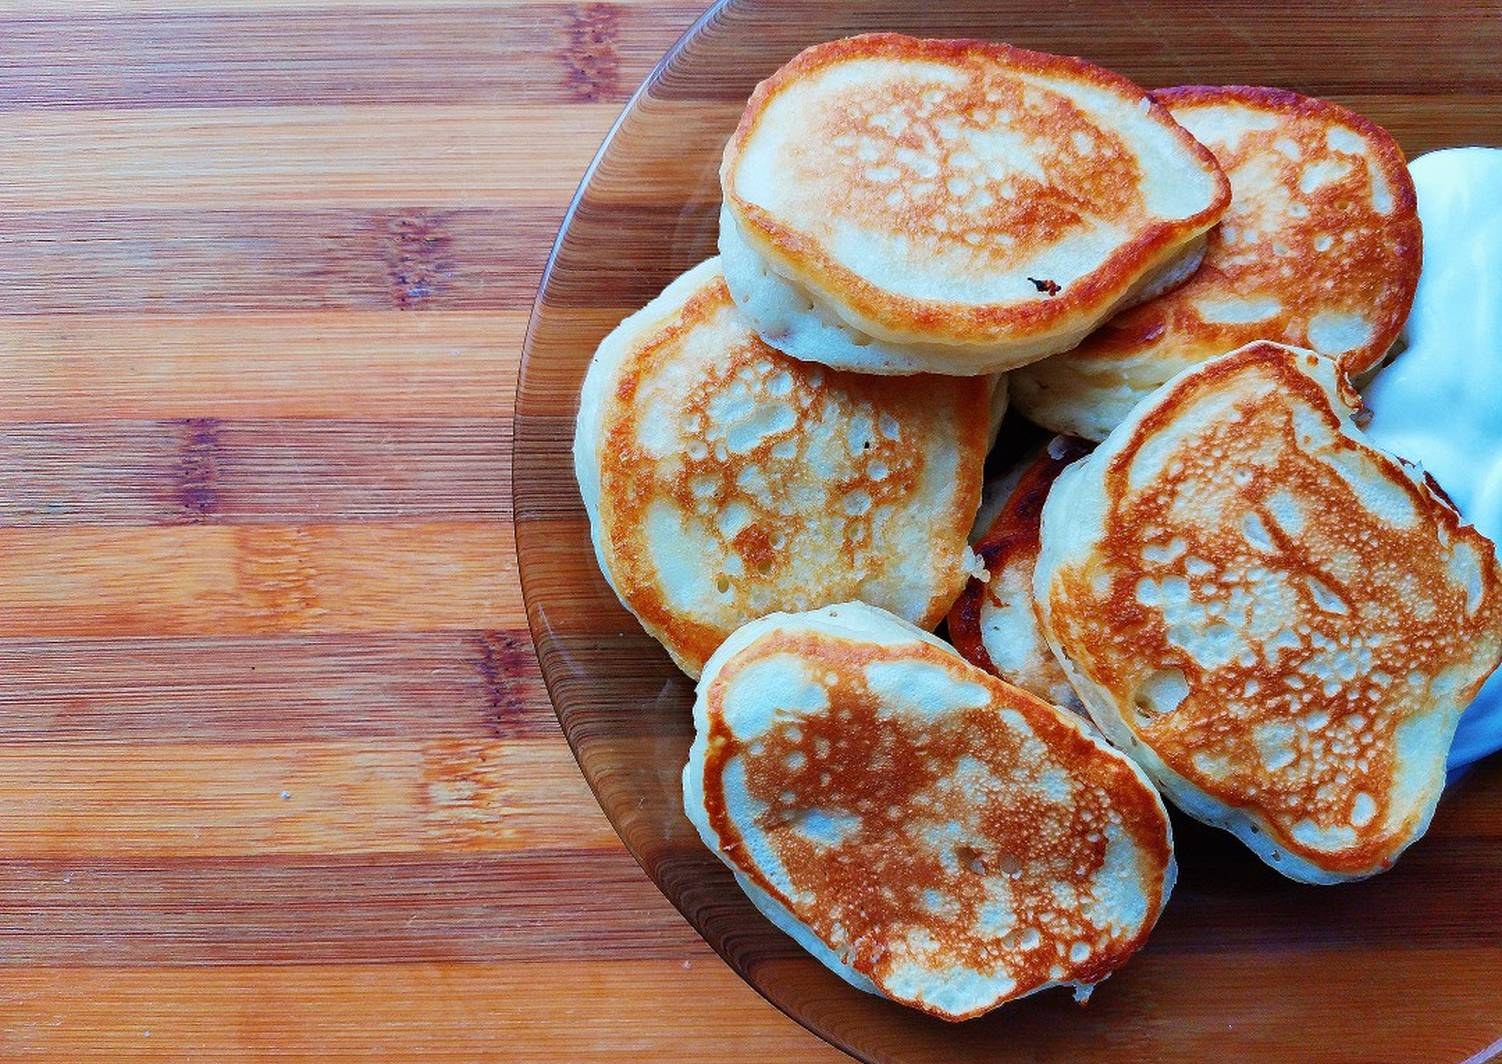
xmin=1 ymin=962 xmax=832 ymax=1062
xmin=0 ymin=4 xmax=706 ymax=108
xmin=0 ymin=314 xmax=520 ymax=419
xmin=0 ymin=522 xmax=516 ymax=635
xmin=0 ymin=1 xmax=840 ymax=1060
xmin=4 ymin=106 xmax=621 ymax=209
xmin=515 ymin=1 xmax=1502 ymax=1062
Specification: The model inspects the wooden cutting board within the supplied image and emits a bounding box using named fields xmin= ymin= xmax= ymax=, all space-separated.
xmin=0 ymin=2 xmax=839 ymax=1059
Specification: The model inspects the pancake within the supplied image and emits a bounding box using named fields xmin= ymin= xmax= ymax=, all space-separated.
xmin=683 ymin=601 xmax=1176 ymax=1020
xmin=1014 ymin=86 xmax=1421 ymax=439
xmin=574 ymin=258 xmax=998 ymax=678
xmin=1033 ymin=341 xmax=1502 ymax=883
xmin=719 ymin=33 xmax=1230 ymax=376
xmin=950 ymin=438 xmax=1092 ymax=713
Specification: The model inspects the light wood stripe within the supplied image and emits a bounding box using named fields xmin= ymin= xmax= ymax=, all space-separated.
xmin=0 ymin=522 xmax=518 ymax=636
xmin=0 ymin=738 xmax=613 ymax=856
xmin=0 ymin=961 xmax=839 ymax=1062
xmin=1 ymin=105 xmax=624 ymax=209
xmin=0 ymin=313 xmax=520 ymax=419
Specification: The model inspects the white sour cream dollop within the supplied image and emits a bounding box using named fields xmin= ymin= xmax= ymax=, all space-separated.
xmin=1362 ymin=147 xmax=1502 ymax=769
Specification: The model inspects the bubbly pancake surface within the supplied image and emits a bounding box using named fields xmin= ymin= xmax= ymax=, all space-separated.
xmin=577 ymin=259 xmax=990 ymax=676
xmin=1035 ymin=342 xmax=1502 ymax=880
xmin=1014 ymin=86 xmax=1421 ymax=439
xmin=690 ymin=605 xmax=1174 ymax=1020
xmin=721 ymin=34 xmax=1228 ymax=365
xmin=950 ymin=438 xmax=1091 ymax=712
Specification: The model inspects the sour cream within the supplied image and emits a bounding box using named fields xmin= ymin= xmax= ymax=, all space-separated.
xmin=1362 ymin=147 xmax=1502 ymax=769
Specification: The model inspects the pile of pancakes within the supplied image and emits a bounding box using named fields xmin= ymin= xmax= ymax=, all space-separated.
xmin=574 ymin=34 xmax=1502 ymax=1021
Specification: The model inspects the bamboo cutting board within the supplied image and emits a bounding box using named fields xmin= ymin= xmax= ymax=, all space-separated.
xmin=0 ymin=2 xmax=838 ymax=1059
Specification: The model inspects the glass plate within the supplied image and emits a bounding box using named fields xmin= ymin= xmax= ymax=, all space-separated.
xmin=514 ymin=3 xmax=1502 ymax=1058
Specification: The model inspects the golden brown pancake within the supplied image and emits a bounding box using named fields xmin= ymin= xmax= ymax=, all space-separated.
xmin=683 ymin=602 xmax=1175 ymax=1020
xmin=949 ymin=438 xmax=1091 ymax=712
xmin=1034 ymin=341 xmax=1502 ymax=882
xmin=574 ymin=258 xmax=996 ymax=677
xmin=719 ymin=34 xmax=1230 ymax=375
xmin=1014 ymin=86 xmax=1422 ymax=439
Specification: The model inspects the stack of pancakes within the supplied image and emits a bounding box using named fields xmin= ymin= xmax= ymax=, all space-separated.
xmin=574 ymin=34 xmax=1502 ymax=1021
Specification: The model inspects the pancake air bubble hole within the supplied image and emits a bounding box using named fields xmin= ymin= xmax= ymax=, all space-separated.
xmin=1133 ymin=668 xmax=1189 ymax=723
xmin=1241 ymin=511 xmax=1275 ymax=552
xmin=955 ymin=844 xmax=986 ymax=875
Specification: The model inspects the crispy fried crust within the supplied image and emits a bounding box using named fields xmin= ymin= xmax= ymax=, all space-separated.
xmin=698 ymin=614 xmax=1174 ymax=1019
xmin=1151 ymin=85 xmax=1418 ymax=377
xmin=1015 ymin=85 xmax=1420 ymax=437
xmin=1036 ymin=342 xmax=1502 ymax=880
xmin=949 ymin=438 xmax=1091 ymax=687
xmin=721 ymin=33 xmax=1230 ymax=348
